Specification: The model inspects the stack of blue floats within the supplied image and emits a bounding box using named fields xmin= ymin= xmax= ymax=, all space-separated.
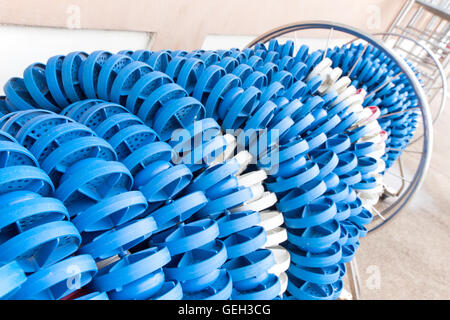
xmin=0 ymin=39 xmax=420 ymax=300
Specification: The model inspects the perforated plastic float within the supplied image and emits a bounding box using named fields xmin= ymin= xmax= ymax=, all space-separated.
xmin=0 ymin=21 xmax=430 ymax=300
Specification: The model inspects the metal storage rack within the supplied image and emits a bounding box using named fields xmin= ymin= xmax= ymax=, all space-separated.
xmin=384 ymin=0 xmax=449 ymax=123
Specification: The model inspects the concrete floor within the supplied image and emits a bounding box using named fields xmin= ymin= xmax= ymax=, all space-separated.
xmin=353 ymin=97 xmax=450 ymax=300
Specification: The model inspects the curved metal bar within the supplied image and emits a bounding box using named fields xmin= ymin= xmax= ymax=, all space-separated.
xmin=245 ymin=21 xmax=433 ymax=232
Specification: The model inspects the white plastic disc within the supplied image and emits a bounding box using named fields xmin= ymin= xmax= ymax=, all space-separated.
xmin=264 ymin=226 xmax=288 ymax=248
xmin=231 ymin=191 xmax=277 ymax=212
xmin=268 ymin=245 xmax=291 ymax=276
xmin=237 ymin=170 xmax=267 ymax=188
xmin=258 ymin=210 xmax=284 ymax=231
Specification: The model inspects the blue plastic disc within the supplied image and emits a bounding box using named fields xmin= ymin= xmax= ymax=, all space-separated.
xmin=60 ymin=99 xmax=103 ymax=121
xmin=4 ymin=77 xmax=38 ymax=111
xmin=198 ymin=186 xmax=254 ymax=217
xmin=0 ymin=128 xmax=16 ymax=142
xmin=46 ymin=55 xmax=71 ymax=107
xmin=79 ymin=216 xmax=158 ymax=260
xmin=165 ymin=56 xmax=187 ymax=81
xmin=335 ymin=202 xmax=351 ymax=221
xmin=278 ymin=179 xmax=327 ymax=212
xmin=75 ymin=292 xmax=109 ymax=300
xmin=150 ymin=218 xmax=219 ymax=256
xmin=77 ymin=102 xmax=129 ymax=130
xmin=122 ymin=141 xmax=174 ymax=175
xmin=153 ymin=96 xmax=205 ymax=141
xmin=108 ymin=125 xmax=159 ymax=160
xmin=330 ymin=111 xmax=359 ymax=134
xmin=55 ymin=159 xmax=133 ymax=216
xmin=178 ymin=134 xmax=227 ymax=168
xmin=23 ymin=63 xmax=60 ymax=112
xmin=349 ymin=207 xmax=373 ymax=226
xmin=353 ymin=176 xmax=378 ymax=190
xmin=338 ymin=223 xmax=349 ymax=245
xmin=340 ymin=242 xmax=359 ymax=263
xmin=311 ymin=150 xmax=339 ymax=179
xmin=91 ymin=246 xmax=171 ymax=295
xmin=181 ymin=268 xmax=221 ymax=293
xmin=79 ymin=50 xmax=113 ymax=99
xmin=332 ymin=279 xmax=344 ymax=299
xmin=339 ymin=170 xmax=362 ymax=186
xmin=108 ymin=269 xmax=165 ymax=300
xmin=340 ymin=221 xmax=360 ymax=246
xmin=0 ymin=261 xmax=27 ymax=300
xmin=231 ymin=273 xmax=280 ymax=300
xmin=322 ymin=182 xmax=349 ymax=203
xmin=217 ymin=210 xmax=261 ymax=238
xmin=125 ymin=72 xmax=172 ymax=114
xmin=283 ymin=80 xmax=307 ymax=100
xmin=110 ymin=61 xmax=153 ymax=105
xmin=310 ymin=114 xmax=340 ymax=137
xmin=348 ymin=125 xmax=371 ymax=143
xmin=188 ymin=158 xmax=240 ymax=193
xmin=164 ymin=239 xmax=227 ymax=281
xmin=266 ymin=161 xmax=320 ymax=194
xmin=286 ymin=271 xmax=334 ymax=300
xmin=260 ymin=81 xmax=284 ymax=106
xmin=219 ymin=56 xmax=239 ymax=73
xmin=224 ymin=249 xmax=275 ymax=282
xmin=0 ymin=165 xmax=54 ymax=196
xmin=263 ymin=136 xmax=309 ymax=165
xmin=321 ymin=134 xmax=351 ymax=154
xmin=243 ymin=100 xmax=277 ymax=131
xmin=183 ymin=269 xmax=232 ymax=300
xmin=147 ymin=50 xmax=171 ymax=72
xmin=222 ymin=226 xmax=267 ymax=259
xmin=15 ymin=113 xmax=73 ymax=149
xmin=40 ymin=136 xmax=117 ymax=183
xmin=135 ymin=162 xmax=192 ymax=202
xmin=149 ymin=191 xmax=207 ymax=230
xmin=11 ymin=254 xmax=97 ymax=300
xmin=206 ymin=74 xmax=241 ymax=119
xmin=305 ymin=132 xmax=327 ymax=152
xmin=193 ymin=65 xmax=226 ymax=104
xmin=96 ymin=54 xmax=133 ymax=101
xmin=333 ymin=152 xmax=358 ymax=176
xmin=134 ymin=82 xmax=183 ymax=124
xmin=287 ymin=241 xmax=342 ymax=268
xmin=0 ymin=191 xmax=69 ymax=231
xmin=349 ymin=141 xmax=376 ymax=157
xmin=242 ymin=71 xmax=267 ymax=89
xmin=284 ymin=197 xmax=337 ymax=229
xmin=94 ymin=112 xmax=144 ymax=140
xmin=270 ymin=154 xmax=307 ymax=178
xmin=288 ymin=262 xmax=340 ymax=285
xmin=0 ymin=220 xmax=81 ymax=273
xmin=72 ymin=190 xmax=148 ymax=232
xmin=0 ymin=140 xmax=39 ymax=167
xmin=62 ymin=51 xmax=88 ymax=102
xmin=319 ymin=162 xmax=339 ymax=185
xmin=287 ymin=219 xmax=341 ymax=253
xmin=150 ymin=281 xmax=183 ymax=300
xmin=29 ymin=122 xmax=95 ymax=163
xmin=233 ymin=271 xmax=270 ymax=291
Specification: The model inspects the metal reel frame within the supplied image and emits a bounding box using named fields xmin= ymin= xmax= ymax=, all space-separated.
xmin=245 ymin=21 xmax=433 ymax=233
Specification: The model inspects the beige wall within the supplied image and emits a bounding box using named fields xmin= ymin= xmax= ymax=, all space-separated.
xmin=0 ymin=0 xmax=405 ymax=50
